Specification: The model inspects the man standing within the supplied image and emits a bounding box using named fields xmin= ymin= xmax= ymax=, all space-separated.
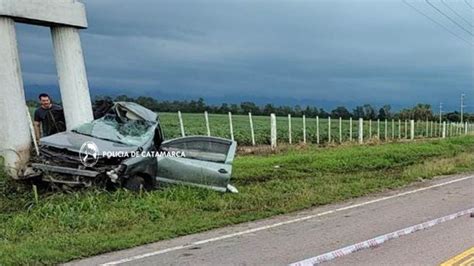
xmin=33 ymin=93 xmax=65 ymax=142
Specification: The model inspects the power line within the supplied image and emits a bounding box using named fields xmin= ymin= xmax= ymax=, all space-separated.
xmin=441 ymin=0 xmax=473 ymax=27
xmin=402 ymin=0 xmax=473 ymax=46
xmin=425 ymin=0 xmax=474 ymax=36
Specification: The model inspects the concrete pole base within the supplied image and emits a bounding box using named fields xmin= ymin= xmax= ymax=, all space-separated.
xmin=0 ymin=16 xmax=31 ymax=177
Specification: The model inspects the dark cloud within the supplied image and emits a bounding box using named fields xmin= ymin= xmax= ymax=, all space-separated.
xmin=15 ymin=0 xmax=473 ymax=111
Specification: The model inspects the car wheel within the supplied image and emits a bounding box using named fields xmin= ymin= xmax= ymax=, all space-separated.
xmin=123 ymin=175 xmax=151 ymax=192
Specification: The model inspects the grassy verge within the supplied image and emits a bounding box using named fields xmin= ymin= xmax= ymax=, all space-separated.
xmin=1 ymin=136 xmax=474 ymax=264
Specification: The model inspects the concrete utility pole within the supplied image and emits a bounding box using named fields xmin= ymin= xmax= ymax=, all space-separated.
xmin=0 ymin=0 xmax=93 ymax=176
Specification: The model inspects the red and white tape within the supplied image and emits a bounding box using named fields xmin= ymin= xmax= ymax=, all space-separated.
xmin=290 ymin=208 xmax=474 ymax=266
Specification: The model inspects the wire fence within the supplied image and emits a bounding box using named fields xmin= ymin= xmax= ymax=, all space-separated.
xmin=160 ymin=111 xmax=474 ymax=147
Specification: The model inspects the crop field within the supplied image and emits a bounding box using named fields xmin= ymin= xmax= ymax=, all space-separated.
xmin=27 ymin=107 xmax=468 ymax=146
xmin=1 ymin=136 xmax=474 ymax=264
xmin=159 ymin=112 xmax=459 ymax=145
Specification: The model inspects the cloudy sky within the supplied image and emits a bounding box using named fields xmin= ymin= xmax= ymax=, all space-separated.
xmin=16 ymin=0 xmax=473 ymax=111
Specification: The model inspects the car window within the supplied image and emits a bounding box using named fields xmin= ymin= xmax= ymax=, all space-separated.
xmin=73 ymin=115 xmax=155 ymax=146
xmin=161 ymin=139 xmax=230 ymax=163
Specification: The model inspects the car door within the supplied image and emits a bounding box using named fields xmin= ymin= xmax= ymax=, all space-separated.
xmin=156 ymin=136 xmax=237 ymax=192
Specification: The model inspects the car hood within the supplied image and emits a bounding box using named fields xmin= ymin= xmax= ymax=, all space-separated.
xmin=40 ymin=131 xmax=139 ymax=154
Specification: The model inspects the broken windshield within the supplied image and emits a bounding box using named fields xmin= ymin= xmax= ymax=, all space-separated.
xmin=73 ymin=115 xmax=155 ymax=146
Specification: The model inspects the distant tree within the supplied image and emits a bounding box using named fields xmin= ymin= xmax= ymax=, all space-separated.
xmin=331 ymin=106 xmax=351 ymax=119
xmin=363 ymin=104 xmax=377 ymax=119
xmin=240 ymin=101 xmax=260 ymax=115
xmin=136 ymin=96 xmax=158 ymax=111
xmin=319 ymin=108 xmax=329 ymax=118
xmin=378 ymin=105 xmax=391 ymax=120
xmin=114 ymin=94 xmax=135 ymax=102
xmin=263 ymin=104 xmax=276 ymax=115
xmin=352 ymin=106 xmax=364 ymax=118
xmin=218 ymin=103 xmax=230 ymax=114
xmin=446 ymin=111 xmax=461 ymax=122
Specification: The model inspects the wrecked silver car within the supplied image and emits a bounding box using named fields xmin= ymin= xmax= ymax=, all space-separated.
xmin=22 ymin=102 xmax=238 ymax=193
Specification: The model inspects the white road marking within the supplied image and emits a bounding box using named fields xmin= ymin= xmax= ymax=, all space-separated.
xmin=289 ymin=208 xmax=474 ymax=265
xmin=101 ymin=175 xmax=473 ymax=265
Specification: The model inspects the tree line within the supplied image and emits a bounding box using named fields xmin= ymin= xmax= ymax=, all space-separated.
xmin=27 ymin=95 xmax=473 ymax=122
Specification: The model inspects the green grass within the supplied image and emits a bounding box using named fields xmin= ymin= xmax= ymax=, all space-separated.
xmin=1 ymin=136 xmax=474 ymax=264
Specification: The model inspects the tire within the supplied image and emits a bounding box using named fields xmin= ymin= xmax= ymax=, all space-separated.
xmin=123 ymin=175 xmax=151 ymax=192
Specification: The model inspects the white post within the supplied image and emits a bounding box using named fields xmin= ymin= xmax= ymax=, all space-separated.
xmin=377 ymin=119 xmax=380 ymax=139
xmin=410 ymin=120 xmax=415 ymax=140
xmin=228 ymin=112 xmax=234 ymax=141
xmin=178 ymin=111 xmax=185 ymax=137
xmin=425 ymin=119 xmax=429 ymax=137
xmin=339 ymin=117 xmax=342 ymax=143
xmin=288 ymin=114 xmax=292 ymax=144
xmin=358 ymin=118 xmax=364 ymax=144
xmin=384 ymin=119 xmax=388 ymax=140
xmin=51 ymin=26 xmax=93 ymax=130
xmin=465 ymin=122 xmax=468 ymax=135
xmin=405 ymin=120 xmax=408 ymax=139
xmin=391 ymin=119 xmax=395 ymax=139
xmin=430 ymin=121 xmax=433 ymax=137
xmin=204 ymin=111 xmax=210 ymax=136
xmin=328 ymin=117 xmax=332 ymax=143
xmin=442 ymin=121 xmax=446 ymax=138
xmin=303 ymin=114 xmax=307 ymax=144
xmin=398 ymin=119 xmax=401 ymax=139
xmin=249 ymin=112 xmax=255 ymax=146
xmin=369 ymin=119 xmax=372 ymax=139
xmin=25 ymin=107 xmax=39 ymax=156
xmin=349 ymin=117 xmax=353 ymax=141
xmin=316 ymin=116 xmax=320 ymax=144
xmin=270 ymin=113 xmax=277 ymax=149
xmin=0 ymin=17 xmax=31 ymax=176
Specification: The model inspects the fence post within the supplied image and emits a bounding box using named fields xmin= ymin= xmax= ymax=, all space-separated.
xmin=328 ymin=116 xmax=332 ymax=143
xmin=410 ymin=119 xmax=415 ymax=140
xmin=228 ymin=112 xmax=234 ymax=141
xmin=430 ymin=121 xmax=433 ymax=137
xmin=442 ymin=121 xmax=446 ymax=138
xmin=178 ymin=111 xmax=185 ymax=137
xmin=303 ymin=114 xmax=307 ymax=144
xmin=349 ymin=117 xmax=353 ymax=141
xmin=369 ymin=119 xmax=372 ymax=139
xmin=405 ymin=120 xmax=408 ymax=139
xmin=270 ymin=113 xmax=277 ymax=149
xmin=339 ymin=117 xmax=342 ymax=143
xmin=249 ymin=112 xmax=255 ymax=146
xmin=316 ymin=116 xmax=320 ymax=144
xmin=377 ymin=119 xmax=380 ymax=139
xmin=425 ymin=119 xmax=429 ymax=137
xmin=288 ymin=114 xmax=292 ymax=144
xmin=358 ymin=118 xmax=364 ymax=144
xmin=465 ymin=122 xmax=468 ymax=135
xmin=384 ymin=119 xmax=388 ymax=140
xmin=204 ymin=111 xmax=210 ymax=136
xmin=398 ymin=119 xmax=401 ymax=139
xmin=391 ymin=119 xmax=395 ymax=139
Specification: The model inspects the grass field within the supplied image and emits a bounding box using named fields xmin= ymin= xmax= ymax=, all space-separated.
xmin=1 ymin=136 xmax=474 ymax=264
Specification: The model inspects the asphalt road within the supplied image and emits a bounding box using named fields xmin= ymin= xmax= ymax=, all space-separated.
xmin=68 ymin=173 xmax=474 ymax=266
